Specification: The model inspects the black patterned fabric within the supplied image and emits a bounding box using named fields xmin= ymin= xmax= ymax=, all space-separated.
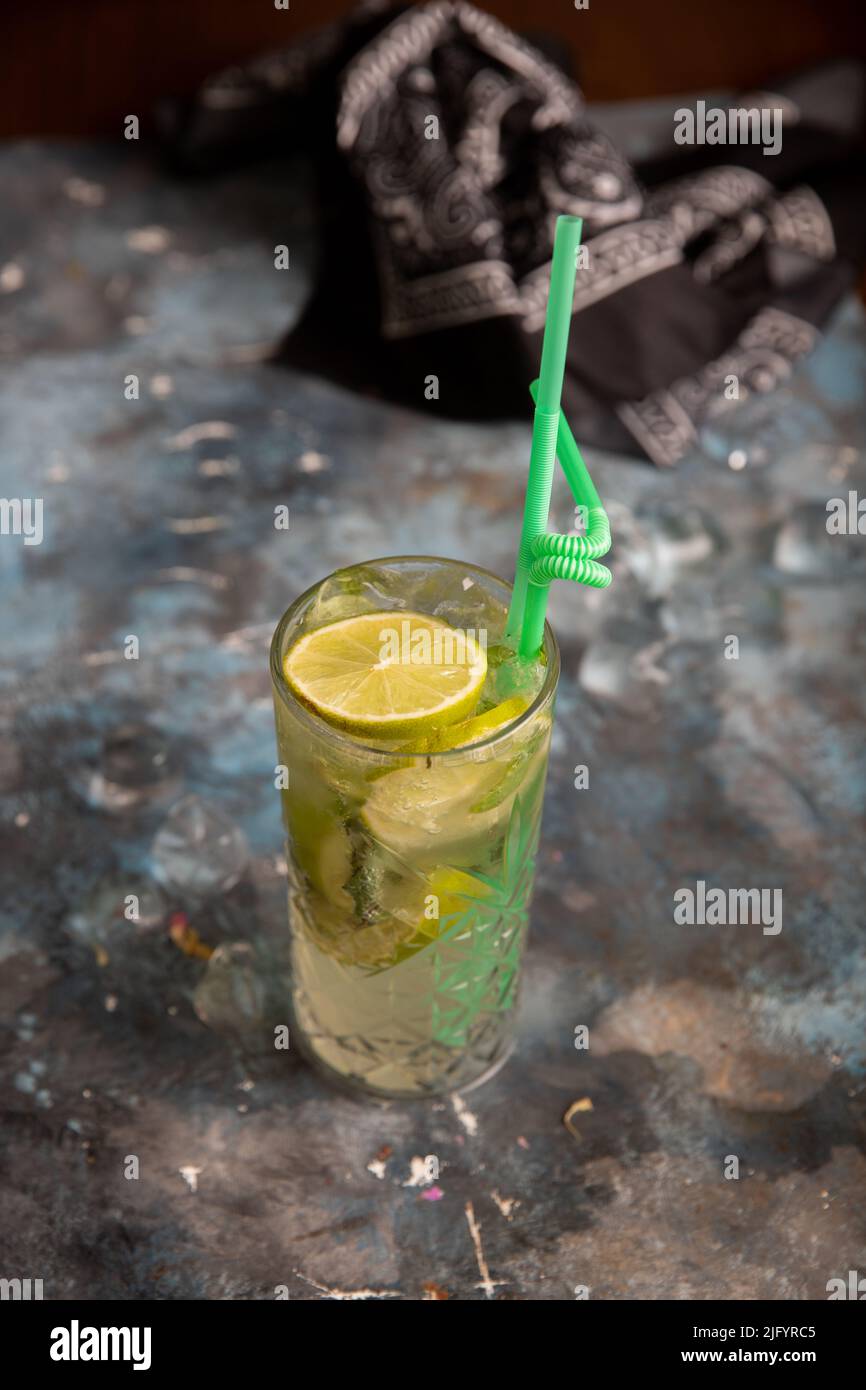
xmin=159 ymin=1 xmax=866 ymax=465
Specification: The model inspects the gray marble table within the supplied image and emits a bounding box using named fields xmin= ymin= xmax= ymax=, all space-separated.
xmin=1 ymin=133 xmax=865 ymax=1301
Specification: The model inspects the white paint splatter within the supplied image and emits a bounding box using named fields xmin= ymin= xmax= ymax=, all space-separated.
xmin=221 ymin=341 xmax=273 ymax=363
xmin=179 ymin=1165 xmax=203 ymax=1193
xmin=464 ymin=1202 xmax=504 ymax=1299
xmin=451 ymin=1094 xmax=478 ymax=1137
xmin=126 ymin=226 xmax=171 ymax=254
xmin=153 ymin=567 xmax=229 ymax=591
xmin=165 ymin=421 xmax=237 ymax=451
xmin=199 ymin=456 xmax=240 ymax=477
xmin=402 ymin=1155 xmax=433 ymax=1187
xmin=294 ymin=1271 xmax=400 ymax=1301
xmin=633 ymin=639 xmax=671 ymax=687
xmin=82 ymin=650 xmax=124 ymax=666
xmin=166 ymin=516 xmax=228 ymax=535
xmin=64 ymin=177 xmax=106 ymax=207
xmin=0 ymin=263 xmax=25 ymax=293
xmin=46 ymin=459 xmax=70 ymax=483
xmin=297 ymin=451 xmax=330 ymax=473
xmin=491 ymin=1190 xmax=519 ymax=1220
xmin=221 ymin=621 xmax=273 ymax=651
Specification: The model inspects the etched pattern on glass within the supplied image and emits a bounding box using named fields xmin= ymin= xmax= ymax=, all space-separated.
xmin=289 ymin=795 xmax=542 ymax=1097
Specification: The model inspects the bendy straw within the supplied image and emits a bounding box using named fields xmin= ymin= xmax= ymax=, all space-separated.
xmin=505 ymin=215 xmax=582 ymax=653
xmin=526 ymin=380 xmax=612 ymax=593
xmin=505 ymin=215 xmax=612 ymax=659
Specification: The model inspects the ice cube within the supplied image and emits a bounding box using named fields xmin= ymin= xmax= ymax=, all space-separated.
xmin=73 ymin=722 xmax=179 ymax=812
xmin=579 ymin=618 xmax=668 ymax=713
xmin=397 ymin=563 xmax=507 ymax=633
xmin=151 ymin=795 xmax=249 ymax=899
xmin=66 ymin=876 xmax=167 ymax=951
xmin=624 ymin=502 xmax=721 ymax=599
xmin=193 ymin=941 xmax=290 ymax=1043
xmin=304 ymin=563 xmax=409 ymax=629
xmin=432 ymin=579 xmax=508 ymax=642
xmin=659 ymin=586 xmax=719 ymax=642
xmin=482 ymin=651 xmax=545 ymax=709
xmin=773 ymin=502 xmax=863 ymax=578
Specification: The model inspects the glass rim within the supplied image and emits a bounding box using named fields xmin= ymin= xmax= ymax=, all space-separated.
xmin=269 ymin=555 xmax=561 ymax=763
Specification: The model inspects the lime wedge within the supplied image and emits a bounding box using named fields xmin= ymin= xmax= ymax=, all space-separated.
xmin=283 ymin=611 xmax=487 ymax=739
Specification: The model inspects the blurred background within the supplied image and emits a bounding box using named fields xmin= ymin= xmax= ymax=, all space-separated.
xmin=5 ymin=0 xmax=866 ymax=135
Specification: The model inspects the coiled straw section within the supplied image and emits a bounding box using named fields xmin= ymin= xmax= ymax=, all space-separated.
xmin=529 ymin=507 xmax=612 ymax=588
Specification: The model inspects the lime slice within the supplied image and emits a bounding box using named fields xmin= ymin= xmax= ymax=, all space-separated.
xmin=296 ymin=858 xmax=437 ymax=970
xmin=361 ymin=760 xmax=509 ymax=865
xmin=283 ymin=611 xmax=487 ymax=739
xmin=299 ymin=860 xmax=501 ymax=974
xmin=286 ymin=796 xmax=354 ymax=909
xmin=427 ymin=865 xmax=496 ymax=915
xmin=423 ymin=695 xmax=529 ymax=751
xmin=374 ymin=866 xmax=498 ymax=971
xmin=469 ymin=724 xmax=549 ymax=813
xmin=296 ymin=892 xmax=418 ymax=970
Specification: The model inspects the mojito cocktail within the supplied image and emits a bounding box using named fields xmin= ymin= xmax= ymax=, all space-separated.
xmin=270 ymin=556 xmax=558 ymax=1098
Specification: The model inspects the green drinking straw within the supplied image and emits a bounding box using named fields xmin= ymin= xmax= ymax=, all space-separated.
xmin=505 ymin=215 xmax=612 ymax=659
xmin=526 ymin=380 xmax=612 ymax=590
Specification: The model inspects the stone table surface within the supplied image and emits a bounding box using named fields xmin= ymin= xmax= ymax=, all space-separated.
xmin=2 ymin=136 xmax=866 ymax=1302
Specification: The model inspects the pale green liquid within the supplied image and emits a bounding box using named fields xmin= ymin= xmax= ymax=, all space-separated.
xmin=272 ymin=559 xmax=555 ymax=1098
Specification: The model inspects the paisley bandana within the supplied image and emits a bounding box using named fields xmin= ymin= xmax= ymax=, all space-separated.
xmin=160 ymin=2 xmax=866 ymax=465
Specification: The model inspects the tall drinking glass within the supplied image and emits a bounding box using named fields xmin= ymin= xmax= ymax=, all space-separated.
xmin=270 ymin=556 xmax=559 ymax=1098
